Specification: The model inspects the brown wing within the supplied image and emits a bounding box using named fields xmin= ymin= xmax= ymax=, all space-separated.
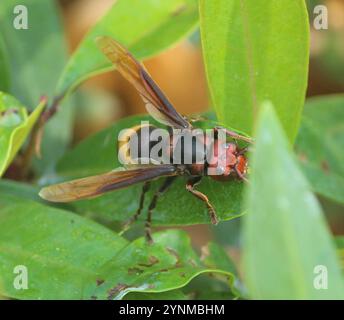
xmin=96 ymin=36 xmax=191 ymax=129
xmin=39 ymin=165 xmax=177 ymax=203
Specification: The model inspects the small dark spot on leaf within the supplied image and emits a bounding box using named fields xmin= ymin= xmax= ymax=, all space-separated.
xmin=70 ymin=219 xmax=75 ymax=224
xmin=188 ymin=258 xmax=197 ymax=267
xmin=158 ymin=268 xmax=169 ymax=273
xmin=180 ymin=272 xmax=186 ymax=278
xmin=96 ymin=279 xmax=105 ymax=286
xmin=90 ymin=295 xmax=97 ymax=300
xmin=171 ymin=4 xmax=187 ymax=17
xmin=138 ymin=255 xmax=159 ymax=267
xmin=128 ymin=267 xmax=144 ymax=275
xmin=321 ymin=160 xmax=330 ymax=174
xmin=107 ymin=283 xmax=130 ymax=300
xmin=298 ymin=153 xmax=308 ymax=163
xmin=166 ymin=247 xmax=182 ymax=268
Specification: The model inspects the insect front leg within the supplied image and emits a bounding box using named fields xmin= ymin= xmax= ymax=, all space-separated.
xmin=145 ymin=176 xmax=176 ymax=244
xmin=234 ymin=166 xmax=249 ymax=183
xmin=121 ymin=181 xmax=151 ymax=234
xmin=215 ymin=126 xmax=253 ymax=144
xmin=186 ymin=177 xmax=218 ymax=225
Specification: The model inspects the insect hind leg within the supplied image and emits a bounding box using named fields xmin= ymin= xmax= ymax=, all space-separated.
xmin=121 ymin=181 xmax=151 ymax=234
xmin=186 ymin=176 xmax=219 ymax=225
xmin=145 ymin=176 xmax=176 ymax=244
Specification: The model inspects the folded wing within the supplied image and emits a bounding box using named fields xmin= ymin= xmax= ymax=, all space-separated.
xmin=96 ymin=36 xmax=191 ymax=129
xmin=39 ymin=165 xmax=177 ymax=202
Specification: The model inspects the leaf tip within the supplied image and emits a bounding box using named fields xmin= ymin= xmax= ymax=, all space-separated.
xmin=39 ymin=95 xmax=48 ymax=105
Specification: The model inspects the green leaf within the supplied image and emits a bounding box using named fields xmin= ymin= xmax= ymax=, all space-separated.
xmin=243 ymin=102 xmax=344 ymax=299
xmin=0 ymin=178 xmax=72 ymax=212
xmin=335 ymin=237 xmax=344 ymax=271
xmin=0 ymin=194 xmax=128 ymax=300
xmin=295 ymin=95 xmax=344 ymax=205
xmin=0 ymin=0 xmax=74 ymax=175
xmin=0 ymin=92 xmax=45 ymax=176
xmin=0 ymin=35 xmax=10 ymax=92
xmin=201 ymin=242 xmax=237 ymax=279
xmin=181 ymin=274 xmax=236 ymax=300
xmin=336 ymin=237 xmax=344 ymax=250
xmin=85 ymin=229 xmax=237 ymax=300
xmin=127 ymin=270 xmax=239 ymax=300
xmin=199 ymin=0 xmax=309 ymax=142
xmin=56 ymin=0 xmax=199 ymax=96
xmin=125 ymin=289 xmax=187 ymax=300
xmin=54 ymin=115 xmax=244 ymax=226
xmin=0 ymin=178 xmax=41 ymax=202
xmin=0 ymin=1 xmax=67 ymax=105
xmin=0 ymin=194 xmax=237 ymax=300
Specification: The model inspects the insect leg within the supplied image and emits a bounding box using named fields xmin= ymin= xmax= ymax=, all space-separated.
xmin=186 ymin=177 xmax=219 ymax=225
xmin=234 ymin=166 xmax=249 ymax=183
xmin=215 ymin=126 xmax=253 ymax=144
xmin=145 ymin=176 xmax=176 ymax=244
xmin=122 ymin=181 xmax=151 ymax=232
xmin=237 ymin=146 xmax=249 ymax=155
